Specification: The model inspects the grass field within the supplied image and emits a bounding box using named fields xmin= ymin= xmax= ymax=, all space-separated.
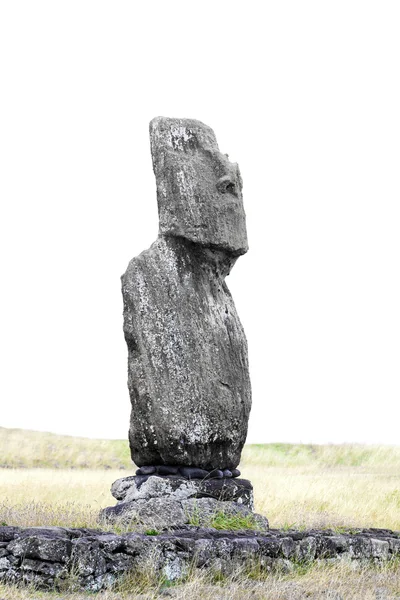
xmin=0 ymin=427 xmax=399 ymax=598
xmin=1 ymin=560 xmax=399 ymax=600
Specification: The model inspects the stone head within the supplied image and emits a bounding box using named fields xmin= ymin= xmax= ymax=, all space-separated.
xmin=149 ymin=117 xmax=248 ymax=255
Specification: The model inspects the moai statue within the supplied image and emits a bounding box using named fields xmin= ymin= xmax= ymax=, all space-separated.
xmin=121 ymin=117 xmax=251 ymax=476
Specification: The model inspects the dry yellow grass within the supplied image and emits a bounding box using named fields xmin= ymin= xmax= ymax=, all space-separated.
xmin=0 ymin=560 xmax=399 ymax=599
xmin=243 ymin=442 xmax=400 ymax=530
xmin=0 ymin=468 xmax=118 ymax=529
xmin=0 ymin=427 xmax=130 ymax=469
xmin=247 ymin=465 xmax=400 ymax=530
xmin=1 ymin=463 xmax=399 ymax=531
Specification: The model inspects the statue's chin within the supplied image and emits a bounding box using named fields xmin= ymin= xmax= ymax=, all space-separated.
xmin=160 ymin=227 xmax=248 ymax=258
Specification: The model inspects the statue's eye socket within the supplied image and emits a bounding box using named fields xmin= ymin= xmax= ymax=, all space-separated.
xmin=217 ymin=176 xmax=236 ymax=194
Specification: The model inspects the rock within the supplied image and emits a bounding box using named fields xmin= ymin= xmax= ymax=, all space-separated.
xmin=370 ymin=538 xmax=390 ymax=559
xmin=0 ymin=527 xmax=20 ymax=542
xmin=17 ymin=526 xmax=70 ymax=539
xmin=178 ymin=467 xmax=210 ymax=479
xmin=208 ymin=469 xmax=223 ymax=479
xmin=1 ymin=525 xmax=399 ymax=591
xmin=111 ymin=475 xmax=196 ymax=503
xmin=0 ymin=556 xmax=13 ymax=570
xmin=199 ymin=478 xmax=254 ymax=508
xmin=325 ymin=593 xmax=344 ymax=600
xmin=122 ymin=117 xmax=251 ymax=470
xmin=109 ymin=475 xmax=254 ymax=508
xmin=106 ymin=552 xmax=135 ymax=573
xmin=101 ymin=496 xmax=267 ymax=531
xmin=20 ymin=558 xmax=66 ymax=578
xmin=319 ymin=535 xmax=348 ymax=558
xmin=133 ymin=474 xmax=151 ymax=487
xmin=280 ymin=537 xmax=295 ymax=558
xmin=95 ymin=534 xmax=126 ymax=554
xmin=157 ymin=465 xmax=179 ymax=475
xmin=136 ymin=465 xmax=236 ymax=480
xmin=293 ymin=536 xmax=317 ymax=561
xmin=102 ymin=498 xmax=187 ymax=530
xmin=72 ymin=538 xmax=107 ymax=577
xmin=111 ymin=475 xmax=137 ymax=500
xmin=136 ymin=466 xmax=156 ymax=475
xmin=7 ymin=535 xmax=72 ymax=562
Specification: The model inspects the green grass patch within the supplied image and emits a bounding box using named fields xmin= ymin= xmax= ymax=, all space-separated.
xmin=144 ymin=528 xmax=160 ymax=536
xmin=187 ymin=506 xmax=264 ymax=531
xmin=210 ymin=511 xmax=262 ymax=530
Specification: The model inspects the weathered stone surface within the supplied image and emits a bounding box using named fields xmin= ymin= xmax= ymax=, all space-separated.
xmin=122 ymin=117 xmax=251 ymax=470
xmin=150 ymin=116 xmax=248 ymax=253
xmin=71 ymin=539 xmax=107 ymax=577
xmin=0 ymin=556 xmax=12 ymax=570
xmin=1 ymin=526 xmax=399 ymax=591
xmin=178 ymin=466 xmax=210 ymax=479
xmin=106 ymin=497 xmax=187 ymax=530
xmin=0 ymin=527 xmax=20 ymax=542
xmin=136 ymin=465 xmax=156 ymax=475
xmin=20 ymin=558 xmax=66 ymax=577
xmin=101 ymin=495 xmax=264 ymax=531
xmin=110 ymin=475 xmax=254 ymax=508
xmin=17 ymin=526 xmax=71 ymax=539
xmin=7 ymin=535 xmax=71 ymax=562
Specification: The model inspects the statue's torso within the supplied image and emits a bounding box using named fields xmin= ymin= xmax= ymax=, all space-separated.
xmin=122 ymin=235 xmax=251 ymax=469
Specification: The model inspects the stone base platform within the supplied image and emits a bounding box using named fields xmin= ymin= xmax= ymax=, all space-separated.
xmin=0 ymin=526 xmax=399 ymax=591
xmin=101 ymin=475 xmax=261 ymax=530
xmin=111 ymin=474 xmax=254 ymax=507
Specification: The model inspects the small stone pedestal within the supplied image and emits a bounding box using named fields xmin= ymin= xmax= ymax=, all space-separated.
xmin=101 ymin=475 xmax=268 ymax=531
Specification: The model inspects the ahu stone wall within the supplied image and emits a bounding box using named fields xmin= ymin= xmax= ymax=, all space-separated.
xmin=0 ymin=525 xmax=399 ymax=591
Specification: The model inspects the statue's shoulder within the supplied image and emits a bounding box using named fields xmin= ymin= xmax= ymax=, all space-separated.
xmin=121 ymin=237 xmax=166 ymax=280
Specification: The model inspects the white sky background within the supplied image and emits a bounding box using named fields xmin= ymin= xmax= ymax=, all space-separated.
xmin=0 ymin=1 xmax=399 ymax=445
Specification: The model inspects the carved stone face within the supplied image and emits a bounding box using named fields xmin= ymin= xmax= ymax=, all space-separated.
xmin=150 ymin=117 xmax=248 ymax=255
